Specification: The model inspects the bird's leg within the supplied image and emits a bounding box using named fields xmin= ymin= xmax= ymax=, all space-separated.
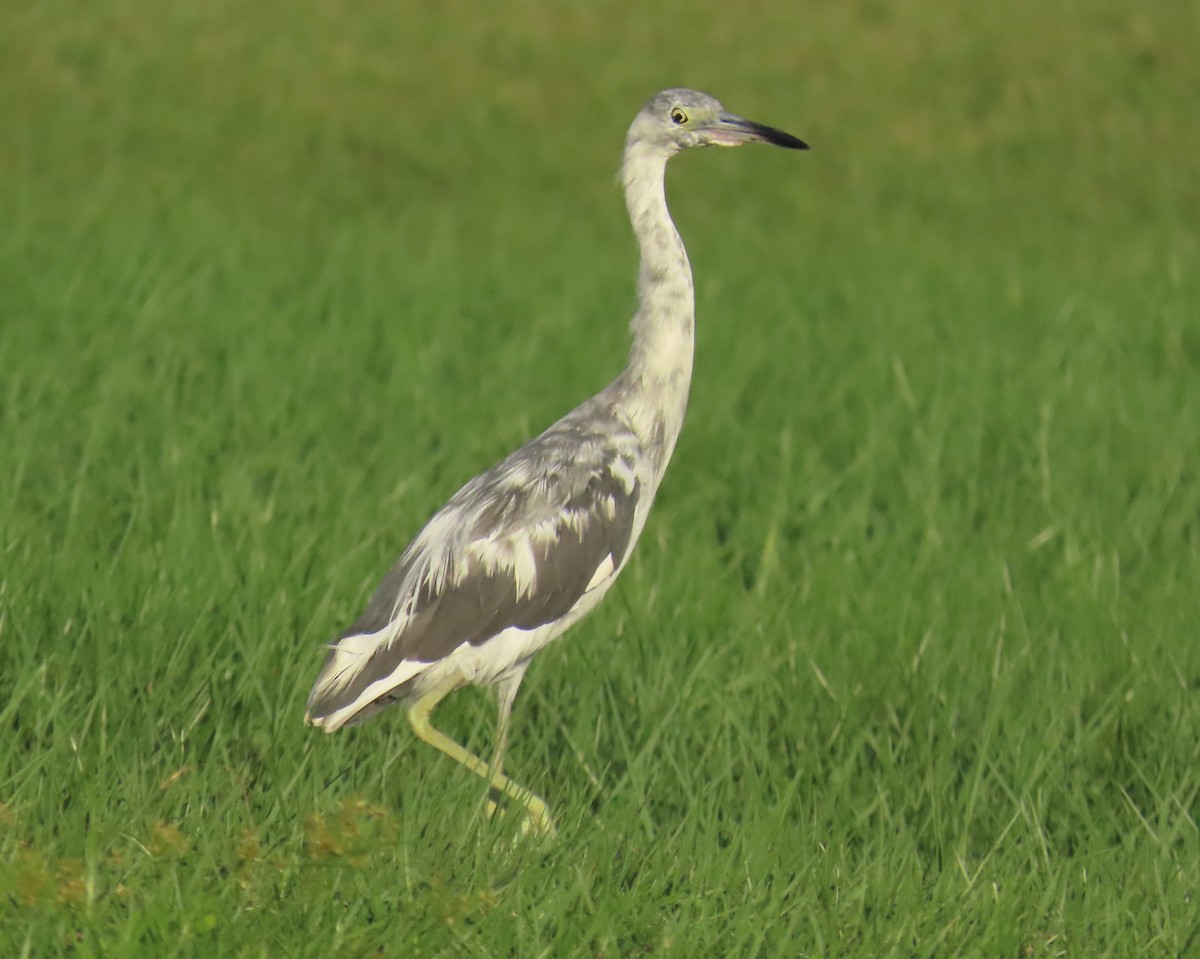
xmin=480 ymin=719 xmax=510 ymax=825
xmin=407 ymin=667 xmax=555 ymax=837
xmin=482 ymin=664 xmax=527 ymax=821
xmin=489 ymin=663 xmax=528 ymax=781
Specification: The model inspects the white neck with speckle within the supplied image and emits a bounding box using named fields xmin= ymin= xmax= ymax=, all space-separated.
xmin=616 ymin=141 xmax=696 ymax=472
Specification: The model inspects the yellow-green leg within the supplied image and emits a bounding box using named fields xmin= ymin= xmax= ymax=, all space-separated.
xmin=407 ymin=668 xmax=555 ymax=837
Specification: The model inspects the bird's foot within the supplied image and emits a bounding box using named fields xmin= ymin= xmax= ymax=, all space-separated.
xmin=484 ymin=789 xmax=557 ymax=839
xmin=521 ymin=805 xmax=557 ymax=839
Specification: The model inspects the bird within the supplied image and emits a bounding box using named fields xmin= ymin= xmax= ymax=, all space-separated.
xmin=305 ymin=89 xmax=808 ymax=835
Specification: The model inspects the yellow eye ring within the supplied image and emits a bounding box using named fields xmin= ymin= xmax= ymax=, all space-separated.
xmin=670 ymin=108 xmax=688 ymax=125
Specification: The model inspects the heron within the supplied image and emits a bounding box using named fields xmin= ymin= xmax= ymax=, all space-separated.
xmin=305 ymin=89 xmax=807 ymax=835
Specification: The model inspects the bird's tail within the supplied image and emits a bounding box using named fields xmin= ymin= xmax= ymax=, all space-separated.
xmin=304 ymin=631 xmax=431 ymax=732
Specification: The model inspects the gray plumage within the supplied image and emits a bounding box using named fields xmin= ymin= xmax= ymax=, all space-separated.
xmin=312 ymin=411 xmax=640 ymax=725
xmin=304 ymin=89 xmax=807 ymax=829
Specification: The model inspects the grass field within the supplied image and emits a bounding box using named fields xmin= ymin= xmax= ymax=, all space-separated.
xmin=2 ymin=0 xmax=1199 ymax=955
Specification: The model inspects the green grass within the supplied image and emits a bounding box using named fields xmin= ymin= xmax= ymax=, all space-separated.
xmin=2 ymin=0 xmax=1199 ymax=955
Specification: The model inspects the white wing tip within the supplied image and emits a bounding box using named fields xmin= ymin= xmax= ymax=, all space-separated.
xmin=305 ymin=709 xmax=347 ymax=733
xmin=585 ymin=553 xmax=616 ymax=592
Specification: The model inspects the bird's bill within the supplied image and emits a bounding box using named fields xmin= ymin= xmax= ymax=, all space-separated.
xmin=711 ymin=113 xmax=809 ymax=150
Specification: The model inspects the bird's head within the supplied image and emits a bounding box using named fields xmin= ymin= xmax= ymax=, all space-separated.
xmin=626 ymin=88 xmax=809 ymax=156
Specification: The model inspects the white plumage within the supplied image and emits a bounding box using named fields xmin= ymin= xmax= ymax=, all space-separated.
xmin=305 ymin=89 xmax=807 ymax=834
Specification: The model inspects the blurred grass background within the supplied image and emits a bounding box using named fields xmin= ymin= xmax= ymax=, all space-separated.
xmin=2 ymin=1 xmax=1198 ymax=956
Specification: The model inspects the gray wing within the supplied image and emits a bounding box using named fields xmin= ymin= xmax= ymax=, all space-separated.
xmin=305 ymin=419 xmax=641 ymax=722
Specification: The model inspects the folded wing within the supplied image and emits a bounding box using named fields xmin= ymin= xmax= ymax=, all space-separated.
xmin=305 ymin=426 xmax=641 ymax=729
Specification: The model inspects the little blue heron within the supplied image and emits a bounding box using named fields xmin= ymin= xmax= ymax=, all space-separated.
xmin=305 ymin=89 xmax=808 ymax=834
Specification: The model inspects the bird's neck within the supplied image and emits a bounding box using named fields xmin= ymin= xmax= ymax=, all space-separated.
xmin=617 ymin=143 xmax=695 ymax=471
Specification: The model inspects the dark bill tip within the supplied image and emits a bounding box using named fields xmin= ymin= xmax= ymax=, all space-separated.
xmin=746 ymin=120 xmax=810 ymax=150
xmin=714 ymin=114 xmax=810 ymax=150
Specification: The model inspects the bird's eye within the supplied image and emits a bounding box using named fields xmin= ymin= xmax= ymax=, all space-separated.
xmin=670 ymin=108 xmax=688 ymax=125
